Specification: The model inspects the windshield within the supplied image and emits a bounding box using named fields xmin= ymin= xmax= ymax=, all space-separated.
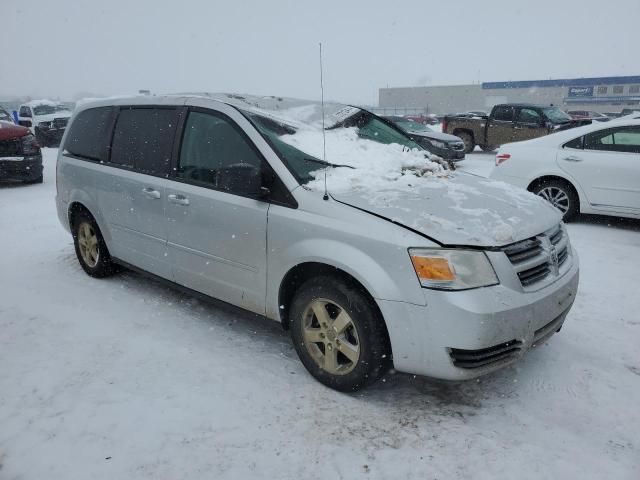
xmin=336 ymin=111 xmax=423 ymax=150
xmin=543 ymin=107 xmax=572 ymax=123
xmin=244 ymin=109 xmax=425 ymax=184
xmin=394 ymin=119 xmax=432 ymax=133
xmin=33 ymin=104 xmax=68 ymax=116
xmin=243 ymin=111 xmax=327 ymax=184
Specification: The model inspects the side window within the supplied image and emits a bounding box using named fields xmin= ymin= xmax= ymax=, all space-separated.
xmin=492 ymin=106 xmax=514 ymax=122
xmin=19 ymin=106 xmax=31 ymax=117
xmin=564 ymin=136 xmax=583 ymax=149
xmin=177 ymin=110 xmax=264 ymax=193
xmin=517 ymin=108 xmax=542 ymax=124
xmin=110 ymin=108 xmax=178 ymax=173
xmin=584 ymin=127 xmax=640 ymax=153
xmin=63 ymin=107 xmax=114 ymax=161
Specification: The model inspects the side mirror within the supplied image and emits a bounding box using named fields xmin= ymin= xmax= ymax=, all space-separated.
xmin=217 ymin=163 xmax=267 ymax=198
xmin=18 ymin=120 xmax=32 ymax=128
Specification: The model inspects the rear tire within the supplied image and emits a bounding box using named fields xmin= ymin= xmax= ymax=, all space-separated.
xmin=289 ymin=275 xmax=390 ymax=392
xmin=532 ymin=179 xmax=579 ymax=222
xmin=72 ymin=210 xmax=118 ymax=278
xmin=456 ymin=131 xmax=475 ymax=153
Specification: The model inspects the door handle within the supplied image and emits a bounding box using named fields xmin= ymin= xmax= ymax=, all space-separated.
xmin=168 ymin=194 xmax=190 ymax=206
xmin=562 ymin=156 xmax=583 ymax=162
xmin=142 ymin=187 xmax=161 ymax=199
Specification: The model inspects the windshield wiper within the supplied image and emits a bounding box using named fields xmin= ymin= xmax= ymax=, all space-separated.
xmin=303 ymin=157 xmax=354 ymax=169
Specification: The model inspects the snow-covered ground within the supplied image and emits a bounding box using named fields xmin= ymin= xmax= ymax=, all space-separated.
xmin=1 ymin=149 xmax=639 ymax=479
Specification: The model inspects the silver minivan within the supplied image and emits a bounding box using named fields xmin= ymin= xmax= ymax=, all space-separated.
xmin=56 ymin=94 xmax=579 ymax=391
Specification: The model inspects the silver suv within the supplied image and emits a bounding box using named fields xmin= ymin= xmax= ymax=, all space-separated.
xmin=56 ymin=94 xmax=579 ymax=391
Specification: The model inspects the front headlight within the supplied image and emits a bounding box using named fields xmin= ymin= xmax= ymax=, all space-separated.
xmin=409 ymin=248 xmax=498 ymax=290
xmin=429 ymin=139 xmax=447 ymax=149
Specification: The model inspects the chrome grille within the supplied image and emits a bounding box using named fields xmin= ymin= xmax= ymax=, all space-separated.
xmin=504 ymin=224 xmax=570 ymax=289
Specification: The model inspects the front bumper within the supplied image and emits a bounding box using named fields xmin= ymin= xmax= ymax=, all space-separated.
xmin=0 ymin=155 xmax=43 ymax=181
xmin=378 ymin=246 xmax=579 ymax=380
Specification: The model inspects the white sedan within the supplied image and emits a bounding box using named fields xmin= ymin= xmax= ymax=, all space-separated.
xmin=490 ymin=119 xmax=640 ymax=221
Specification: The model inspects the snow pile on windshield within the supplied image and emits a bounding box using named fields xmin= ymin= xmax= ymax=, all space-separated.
xmin=279 ymin=126 xmax=446 ymax=193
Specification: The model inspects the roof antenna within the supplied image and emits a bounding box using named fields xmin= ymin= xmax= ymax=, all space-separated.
xmin=319 ymin=42 xmax=329 ymax=201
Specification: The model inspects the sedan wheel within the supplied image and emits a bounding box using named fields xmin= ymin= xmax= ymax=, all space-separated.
xmin=533 ymin=179 xmax=579 ymax=222
xmin=537 ymin=186 xmax=570 ymax=214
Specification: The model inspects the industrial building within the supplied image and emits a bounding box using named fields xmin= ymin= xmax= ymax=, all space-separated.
xmin=378 ymin=75 xmax=640 ymax=116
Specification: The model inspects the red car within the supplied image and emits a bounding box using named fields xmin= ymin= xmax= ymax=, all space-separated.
xmin=0 ymin=121 xmax=43 ymax=184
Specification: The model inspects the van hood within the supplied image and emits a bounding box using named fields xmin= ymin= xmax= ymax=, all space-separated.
xmin=330 ymin=172 xmax=562 ymax=247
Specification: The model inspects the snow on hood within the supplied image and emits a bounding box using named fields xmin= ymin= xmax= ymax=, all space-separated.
xmin=330 ymin=173 xmax=562 ymax=247
xmin=281 ymin=127 xmax=444 ymax=191
xmin=33 ymin=111 xmax=72 ymax=123
xmin=274 ymin=124 xmax=560 ymax=246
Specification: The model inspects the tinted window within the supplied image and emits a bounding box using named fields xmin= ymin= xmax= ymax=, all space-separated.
xmin=110 ymin=108 xmax=178 ymax=173
xmin=492 ymin=106 xmax=514 ymax=122
xmin=517 ymin=108 xmax=542 ymax=124
xmin=19 ymin=106 xmax=31 ymax=117
xmin=64 ymin=107 xmax=114 ymax=161
xmin=564 ymin=136 xmax=583 ymax=149
xmin=584 ymin=126 xmax=640 ymax=153
xmin=177 ymin=111 xmax=263 ymax=192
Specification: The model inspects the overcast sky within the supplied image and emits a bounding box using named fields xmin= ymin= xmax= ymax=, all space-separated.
xmin=2 ymin=0 xmax=638 ymax=105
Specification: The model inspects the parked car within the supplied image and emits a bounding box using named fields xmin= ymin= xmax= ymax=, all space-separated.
xmin=56 ymin=94 xmax=579 ymax=391
xmin=0 ymin=106 xmax=14 ymax=123
xmin=383 ymin=115 xmax=465 ymax=162
xmin=566 ymin=110 xmax=610 ymax=122
xmin=0 ymin=121 xmax=43 ymax=183
xmin=491 ymin=120 xmax=640 ymax=221
xmin=443 ymin=103 xmax=591 ymax=153
xmin=18 ymin=100 xmax=73 ymax=147
xmin=404 ymin=113 xmax=439 ymax=125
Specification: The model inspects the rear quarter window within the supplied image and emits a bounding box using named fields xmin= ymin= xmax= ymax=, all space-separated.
xmin=63 ymin=107 xmax=115 ymax=161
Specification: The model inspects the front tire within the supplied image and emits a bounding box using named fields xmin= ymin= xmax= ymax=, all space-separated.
xmin=480 ymin=144 xmax=498 ymax=152
xmin=289 ymin=276 xmax=390 ymax=392
xmin=532 ymin=179 xmax=579 ymax=222
xmin=72 ymin=210 xmax=117 ymax=277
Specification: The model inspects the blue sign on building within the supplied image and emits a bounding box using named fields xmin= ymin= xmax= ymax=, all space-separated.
xmin=568 ymin=86 xmax=594 ymax=97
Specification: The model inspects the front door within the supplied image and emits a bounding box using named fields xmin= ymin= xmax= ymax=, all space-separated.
xmin=512 ymin=107 xmax=546 ymax=143
xmin=166 ymin=108 xmax=269 ymax=314
xmin=486 ymin=105 xmax=515 ymax=146
xmin=558 ymin=125 xmax=640 ymax=213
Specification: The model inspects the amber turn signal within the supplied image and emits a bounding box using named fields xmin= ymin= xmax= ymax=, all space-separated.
xmin=410 ymin=256 xmax=455 ymax=281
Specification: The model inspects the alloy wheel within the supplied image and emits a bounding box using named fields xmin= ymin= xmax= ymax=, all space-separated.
xmin=537 ymin=186 xmax=570 ymax=214
xmin=77 ymin=222 xmax=99 ymax=267
xmin=301 ymin=298 xmax=361 ymax=375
